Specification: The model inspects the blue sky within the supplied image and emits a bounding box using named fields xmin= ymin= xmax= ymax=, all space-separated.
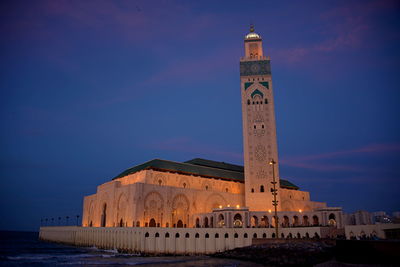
xmin=1 ymin=0 xmax=399 ymax=231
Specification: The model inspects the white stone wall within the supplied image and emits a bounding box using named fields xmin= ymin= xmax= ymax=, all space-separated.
xmin=40 ymin=226 xmax=326 ymax=254
xmin=345 ymin=224 xmax=400 ymax=239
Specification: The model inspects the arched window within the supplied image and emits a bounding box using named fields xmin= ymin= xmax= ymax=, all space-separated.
xmin=101 ymin=203 xmax=107 ymax=227
xmin=262 ymin=233 xmax=267 ymax=238
xmin=145 ymin=232 xmax=149 ymax=237
xmin=155 ymin=232 xmax=160 ymax=237
xmin=215 ymin=233 xmax=219 ymax=238
xmin=165 ymin=232 xmax=170 ymax=238
xmin=225 ymin=233 xmax=229 ymax=238
xmin=251 ymin=188 xmax=254 ymax=193
xmin=265 ymin=99 xmax=268 ymax=104
xmin=158 ymin=179 xmax=162 ymax=185
xmin=195 ymin=233 xmax=200 ymax=238
xmin=136 ymin=221 xmax=140 ymax=227
xmin=225 ymin=188 xmax=228 ymax=192
xmin=205 ymin=185 xmax=208 ymax=190
xmin=183 ymin=183 xmax=186 ymax=188
xmin=253 ymin=233 xmax=257 ymax=238
xmin=247 ymin=99 xmax=250 ymax=105
xmin=185 ymin=233 xmax=190 ymax=238
xmin=175 ymin=233 xmax=180 ymax=238
xmin=260 ymin=185 xmax=264 ymax=192
xmin=205 ymin=233 xmax=209 ymax=238
xmin=244 ymin=233 xmax=248 ymax=238
xmin=234 ymin=233 xmax=239 ymax=238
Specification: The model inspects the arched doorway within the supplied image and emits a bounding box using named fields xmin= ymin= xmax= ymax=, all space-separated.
xmin=303 ymin=216 xmax=309 ymax=226
xmin=312 ymin=215 xmax=319 ymax=226
xmin=177 ymin=220 xmax=184 ymax=228
xmin=218 ymin=214 xmax=225 ymax=227
xmin=195 ymin=217 xmax=200 ymax=228
xmin=233 ymin=213 xmax=243 ymax=228
xmin=283 ymin=216 xmax=289 ymax=227
xmin=149 ymin=218 xmax=156 ymax=227
xmin=251 ymin=216 xmax=258 ymax=228
xmin=328 ymin=213 xmax=336 ymax=226
xmin=261 ymin=216 xmax=269 ymax=227
xmin=101 ymin=203 xmax=107 ymax=227
xmin=293 ymin=216 xmax=299 ymax=226
xmin=204 ymin=217 xmax=209 ymax=228
xmin=119 ymin=218 xmax=124 ymax=227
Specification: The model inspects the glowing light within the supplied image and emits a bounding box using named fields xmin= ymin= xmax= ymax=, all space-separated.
xmin=219 ymin=205 xmax=222 ymax=209
xmin=245 ymin=32 xmax=260 ymax=39
xmin=227 ymin=204 xmax=230 ymax=207
xmin=268 ymin=209 xmax=272 ymax=213
xmin=299 ymin=209 xmax=302 ymax=213
xmin=236 ymin=205 xmax=240 ymax=208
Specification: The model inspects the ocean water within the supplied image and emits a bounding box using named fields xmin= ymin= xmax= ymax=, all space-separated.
xmin=0 ymin=231 xmax=261 ymax=266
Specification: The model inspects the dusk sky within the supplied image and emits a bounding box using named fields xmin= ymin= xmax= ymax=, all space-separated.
xmin=1 ymin=0 xmax=399 ymax=231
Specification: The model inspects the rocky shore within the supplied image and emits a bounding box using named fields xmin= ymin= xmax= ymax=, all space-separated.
xmin=213 ymin=239 xmax=336 ymax=266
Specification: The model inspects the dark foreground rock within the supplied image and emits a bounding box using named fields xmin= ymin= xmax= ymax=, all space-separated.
xmin=213 ymin=239 xmax=336 ymax=266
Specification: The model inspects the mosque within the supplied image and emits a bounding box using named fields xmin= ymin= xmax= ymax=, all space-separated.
xmin=82 ymin=26 xmax=343 ymax=233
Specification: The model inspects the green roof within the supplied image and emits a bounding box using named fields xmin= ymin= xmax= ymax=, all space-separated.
xmin=113 ymin=158 xmax=299 ymax=190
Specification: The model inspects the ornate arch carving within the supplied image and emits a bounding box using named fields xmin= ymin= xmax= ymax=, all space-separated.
xmin=143 ymin=191 xmax=164 ymax=226
xmin=171 ymin=194 xmax=190 ymax=227
xmin=116 ymin=193 xmax=128 ymax=226
xmin=144 ymin=191 xmax=164 ymax=210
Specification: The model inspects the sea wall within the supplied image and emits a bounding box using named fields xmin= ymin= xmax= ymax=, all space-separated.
xmin=39 ymin=226 xmax=325 ymax=254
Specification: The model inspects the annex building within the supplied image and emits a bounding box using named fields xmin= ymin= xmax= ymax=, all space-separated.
xmin=82 ymin=26 xmax=343 ymax=234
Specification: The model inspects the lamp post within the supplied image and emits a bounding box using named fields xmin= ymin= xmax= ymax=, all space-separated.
xmin=269 ymin=159 xmax=279 ymax=238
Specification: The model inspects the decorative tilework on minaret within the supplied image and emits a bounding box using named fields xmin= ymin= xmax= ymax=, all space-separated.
xmin=240 ymin=25 xmax=281 ymax=211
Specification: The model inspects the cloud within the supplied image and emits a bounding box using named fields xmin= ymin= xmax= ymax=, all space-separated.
xmin=280 ymin=143 xmax=400 ymax=172
xmin=273 ymin=0 xmax=399 ymax=66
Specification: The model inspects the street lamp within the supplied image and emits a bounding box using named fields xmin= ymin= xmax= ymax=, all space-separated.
xmin=269 ymin=159 xmax=279 ymax=238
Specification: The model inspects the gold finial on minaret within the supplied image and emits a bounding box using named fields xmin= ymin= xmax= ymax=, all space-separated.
xmin=250 ymin=24 xmax=255 ymax=32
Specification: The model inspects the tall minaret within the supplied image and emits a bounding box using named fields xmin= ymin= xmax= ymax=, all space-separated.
xmin=240 ymin=25 xmax=281 ymax=211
